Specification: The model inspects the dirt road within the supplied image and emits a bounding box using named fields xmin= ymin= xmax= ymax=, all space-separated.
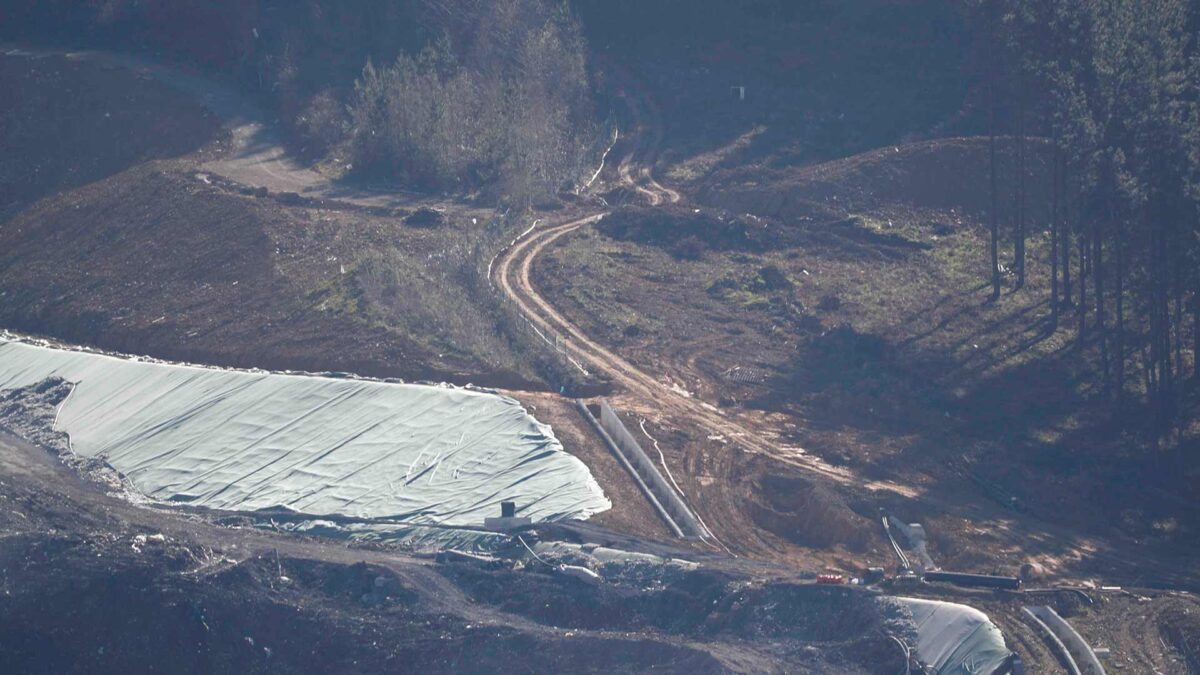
xmin=490 ymin=81 xmax=1200 ymax=599
xmin=492 ymin=195 xmax=1200 ymax=577
xmin=490 ymin=146 xmax=1200 ymax=667
xmin=498 ymin=213 xmax=868 ymax=483
xmin=612 ymin=90 xmax=681 ymax=206
xmin=492 ymin=93 xmax=925 ymax=557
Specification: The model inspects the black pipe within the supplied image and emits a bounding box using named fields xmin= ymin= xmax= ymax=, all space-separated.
xmin=923 ymin=571 xmax=1021 ymax=590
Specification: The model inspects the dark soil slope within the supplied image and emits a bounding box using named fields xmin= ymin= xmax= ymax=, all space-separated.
xmin=0 ymin=52 xmax=220 ymax=216
xmin=701 ymin=137 xmax=1053 ymax=221
xmin=542 ymin=138 xmax=1200 ymax=573
xmin=0 ymin=165 xmax=449 ymax=381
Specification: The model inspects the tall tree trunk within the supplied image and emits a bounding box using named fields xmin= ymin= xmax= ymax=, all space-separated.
xmin=1142 ymin=337 xmax=1155 ymax=399
xmin=987 ymin=26 xmax=1001 ymax=302
xmin=1078 ymin=217 xmax=1088 ymax=345
xmin=1193 ymin=268 xmax=1199 ymax=380
xmin=1160 ymin=221 xmax=1174 ymax=425
xmin=1148 ymin=209 xmax=1164 ymax=434
xmin=1144 ymin=271 xmax=1158 ymax=412
xmin=1093 ymin=216 xmax=1109 ymax=397
xmin=1114 ymin=220 xmax=1125 ymax=407
xmin=1061 ymin=162 xmax=1072 ymax=306
xmin=1173 ymin=256 xmax=1183 ymax=381
xmin=1050 ymin=139 xmax=1060 ymax=329
xmin=1014 ymin=79 xmax=1027 ymax=289
xmin=1150 ymin=206 xmax=1172 ymax=436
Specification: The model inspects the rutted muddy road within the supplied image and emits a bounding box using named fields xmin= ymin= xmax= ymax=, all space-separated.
xmin=614 ymin=90 xmax=682 ymax=206
xmin=495 ymin=214 xmax=866 ymax=556
xmin=491 ymin=186 xmax=1200 ymax=581
xmin=484 ymin=91 xmax=1200 ymax=672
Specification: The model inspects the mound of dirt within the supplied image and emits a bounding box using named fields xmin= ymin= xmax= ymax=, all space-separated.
xmin=766 ymin=326 xmax=949 ymax=437
xmin=439 ymin=552 xmax=895 ymax=671
xmin=748 ymin=471 xmax=874 ymax=552
xmin=0 ymin=529 xmax=726 ymax=674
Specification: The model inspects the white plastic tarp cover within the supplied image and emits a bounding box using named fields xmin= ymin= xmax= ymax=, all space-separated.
xmin=0 ymin=340 xmax=610 ymax=536
xmin=895 ymin=597 xmax=1010 ymax=675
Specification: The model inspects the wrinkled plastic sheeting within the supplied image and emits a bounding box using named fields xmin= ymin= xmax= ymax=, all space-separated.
xmin=0 ymin=341 xmax=611 ymax=535
xmin=893 ymin=597 xmax=1011 ymax=675
xmin=531 ymin=541 xmax=698 ymax=585
xmin=274 ymin=519 xmax=512 ymax=552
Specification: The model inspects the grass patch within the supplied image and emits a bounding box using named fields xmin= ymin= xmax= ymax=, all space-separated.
xmin=308 ymin=273 xmax=361 ymax=317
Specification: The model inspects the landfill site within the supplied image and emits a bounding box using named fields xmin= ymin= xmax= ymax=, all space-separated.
xmin=0 ymin=333 xmax=1022 ymax=673
xmin=3 ymin=2 xmax=1200 ymax=673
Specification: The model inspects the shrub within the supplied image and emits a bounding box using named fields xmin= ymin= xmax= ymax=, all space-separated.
xmin=671 ymin=236 xmax=707 ymax=260
xmin=345 ymin=1 xmax=594 ymax=203
xmin=756 ymin=265 xmax=792 ymax=291
xmin=295 ymin=89 xmax=349 ymax=155
xmin=405 ymin=207 xmax=444 ymax=228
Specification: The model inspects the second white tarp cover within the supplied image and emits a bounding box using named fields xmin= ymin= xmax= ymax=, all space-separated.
xmin=0 ymin=340 xmax=610 ymax=537
xmin=893 ymin=597 xmax=1011 ymax=674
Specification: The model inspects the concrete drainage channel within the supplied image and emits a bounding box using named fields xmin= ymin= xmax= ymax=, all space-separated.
xmin=1022 ymin=605 xmax=1108 ymax=675
xmin=575 ymin=399 xmax=709 ymax=540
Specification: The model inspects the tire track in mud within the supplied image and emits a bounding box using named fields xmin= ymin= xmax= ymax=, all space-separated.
xmin=1103 ymin=594 xmax=1198 ymax=673
xmin=614 ymin=91 xmax=681 ymax=206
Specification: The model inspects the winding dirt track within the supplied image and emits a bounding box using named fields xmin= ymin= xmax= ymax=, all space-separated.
xmin=12 ymin=45 xmax=1200 ymax=671
xmin=497 ymin=213 xmax=853 ymax=484
xmin=492 ymin=198 xmax=1200 ymax=572
xmin=490 ymin=90 xmax=1195 ymax=580
xmin=491 ymin=108 xmax=910 ymax=556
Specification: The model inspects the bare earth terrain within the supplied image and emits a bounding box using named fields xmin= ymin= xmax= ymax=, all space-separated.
xmin=2 ymin=43 xmax=1199 ymax=673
